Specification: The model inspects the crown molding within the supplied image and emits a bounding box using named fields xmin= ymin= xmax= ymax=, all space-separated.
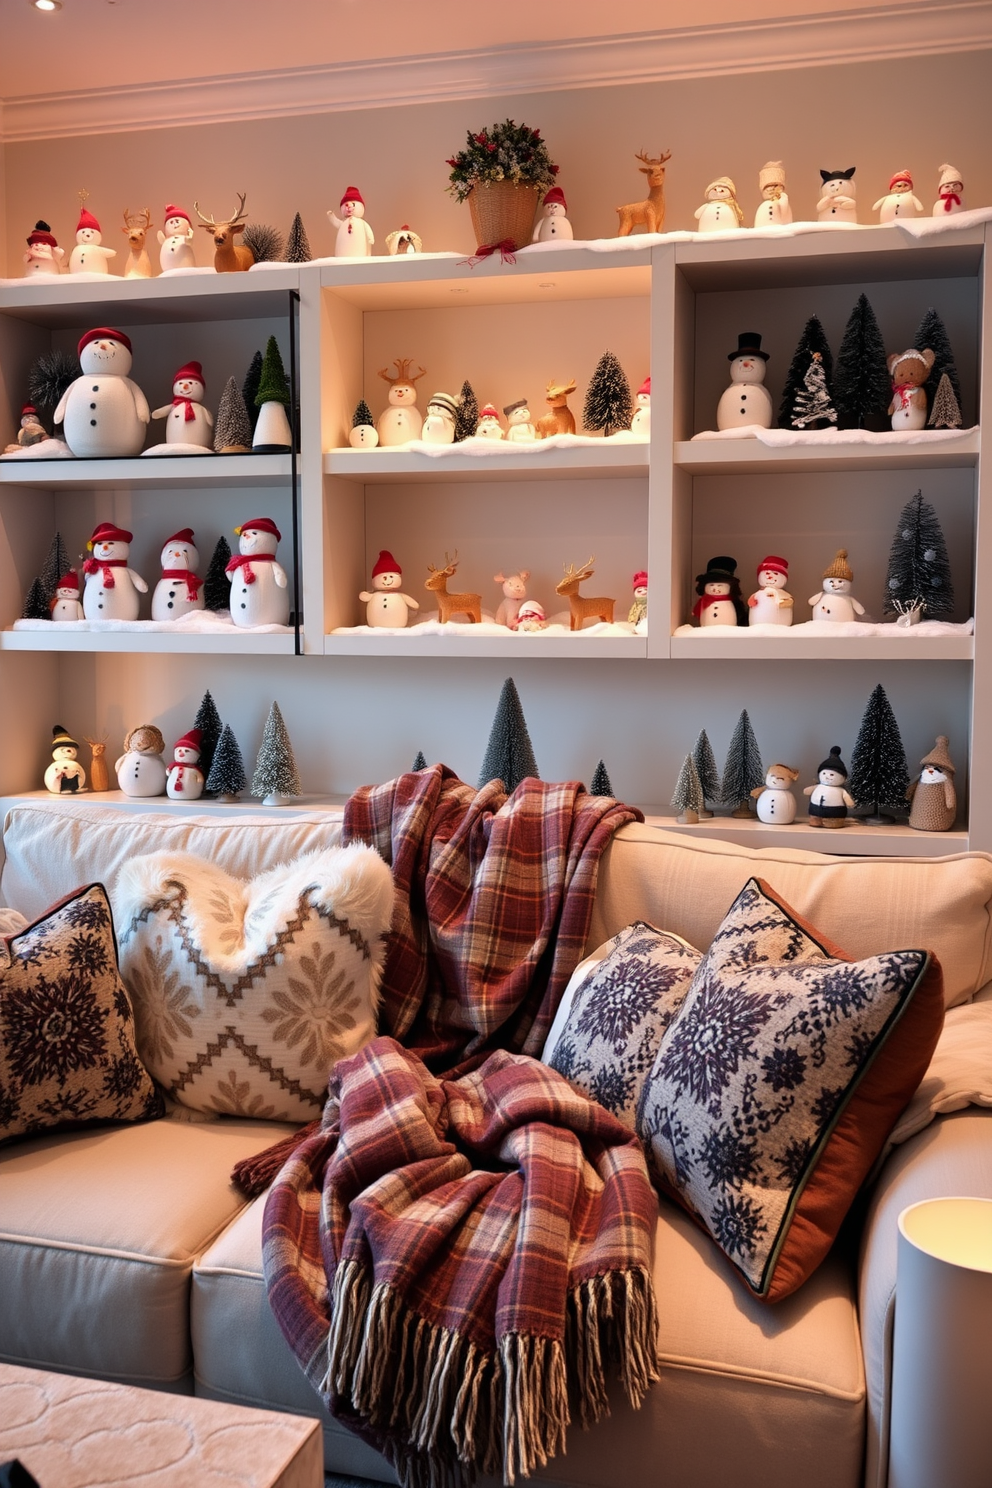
xmin=2 ymin=1 xmax=991 ymax=142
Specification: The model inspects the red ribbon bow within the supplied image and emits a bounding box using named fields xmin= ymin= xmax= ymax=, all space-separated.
xmin=82 ymin=557 xmax=126 ymax=588
xmin=172 ymin=396 xmax=197 ymax=422
xmin=225 ymin=552 xmax=276 ymax=585
xmin=458 ymin=238 xmax=518 ymax=270
xmin=161 ymin=568 xmax=204 ymax=602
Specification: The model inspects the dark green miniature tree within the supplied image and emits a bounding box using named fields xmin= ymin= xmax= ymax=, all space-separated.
xmin=833 ymin=294 xmax=891 ymax=430
xmin=242 ymin=350 xmax=264 ymax=436
xmin=411 ymin=750 xmax=428 ymax=771
xmin=21 ymin=576 xmax=50 ymax=620
xmin=671 ymin=754 xmax=704 ymax=823
xmin=478 ymin=678 xmax=539 ymax=792
xmin=213 ymin=377 xmax=253 ymax=452
xmin=720 ymin=710 xmax=764 ymax=817
xmin=848 ymin=684 xmax=910 ymax=824
xmin=251 ymin=701 xmax=302 ymax=802
xmin=204 ymin=536 xmax=233 ymax=611
xmin=39 ymin=533 xmax=71 ymax=609
xmin=884 ymin=490 xmax=954 ymax=620
xmin=914 ymin=306 xmax=961 ymax=412
xmin=353 ymin=399 xmax=375 ymax=429
xmin=589 ymin=760 xmax=614 ymax=797
xmin=691 ymin=729 xmax=720 ymax=817
xmin=778 ymin=315 xmax=834 ymax=428
xmin=256 ymin=336 xmax=290 ymax=408
xmin=193 ymin=690 xmax=223 ymax=787
xmin=205 ymin=724 xmax=247 ymax=801
xmin=454 ymin=381 xmax=479 ymax=442
xmin=583 ymin=351 xmax=633 ymax=437
xmin=284 ymin=212 xmax=312 ymax=264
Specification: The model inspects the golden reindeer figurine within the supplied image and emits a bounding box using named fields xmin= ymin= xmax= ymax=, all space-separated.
xmin=193 ymin=194 xmax=254 ymax=272
xmin=121 ymin=207 xmax=153 ymax=279
xmin=425 ymin=553 xmax=482 ymax=624
xmin=556 ymin=558 xmax=615 ymax=631
xmin=536 ymin=377 xmax=577 ymax=438
xmin=84 ymin=735 xmax=111 ymax=793
xmin=616 ymin=150 xmax=672 ymax=237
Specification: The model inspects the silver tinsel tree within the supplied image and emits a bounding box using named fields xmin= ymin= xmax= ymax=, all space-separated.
xmin=691 ymin=729 xmax=720 ymax=816
xmin=671 ymin=754 xmax=704 ymax=823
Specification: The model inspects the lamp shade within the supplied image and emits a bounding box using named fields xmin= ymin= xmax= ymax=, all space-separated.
xmin=890 ymin=1197 xmax=992 ymax=1488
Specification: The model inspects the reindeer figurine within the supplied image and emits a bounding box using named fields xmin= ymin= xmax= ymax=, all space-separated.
xmin=377 ymin=358 xmax=427 ymax=445
xmin=616 ymin=150 xmax=673 ymax=237
xmin=556 ymin=558 xmax=615 ymax=630
xmin=536 ymin=378 xmax=577 ymax=439
xmin=122 ymin=207 xmax=154 ymax=279
xmin=193 ymin=194 xmax=254 ymax=273
xmin=425 ymin=553 xmax=482 ymax=624
xmin=83 ymin=735 xmax=111 ymax=793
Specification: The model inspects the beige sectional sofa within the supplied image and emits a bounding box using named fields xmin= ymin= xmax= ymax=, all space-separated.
xmin=3 ymin=799 xmax=992 ymax=1488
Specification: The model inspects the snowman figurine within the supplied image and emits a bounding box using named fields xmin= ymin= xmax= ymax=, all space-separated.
xmin=151 ymin=361 xmax=214 ymax=450
xmin=327 ymin=186 xmax=375 ymax=257
xmin=225 ymin=517 xmax=290 ymax=627
xmin=630 ymin=377 xmax=651 ymax=439
xmin=692 ymin=556 xmax=746 ymax=626
xmin=116 ymin=724 xmax=167 ymax=797
xmin=716 ymin=333 xmax=773 ymax=431
xmin=532 ymin=187 xmax=573 ymax=242
xmin=804 ymin=746 xmax=855 ymax=828
xmin=421 ymin=392 xmax=459 ymax=445
xmin=933 ymin=164 xmax=965 ymax=217
xmin=817 ymin=168 xmax=858 ymax=223
xmin=157 ymin=204 xmax=196 ymax=272
xmin=68 ymin=206 xmax=116 ymax=275
xmin=475 ymin=404 xmax=504 ymax=440
xmin=504 ymin=399 xmax=539 ymax=443
xmin=754 ymin=162 xmax=792 ymax=227
xmin=23 ymin=221 xmax=64 ymax=277
xmin=809 ymin=549 xmax=865 ymax=623
xmin=512 ymin=600 xmax=548 ymax=632
xmin=359 ymin=550 xmax=420 ymax=628
xmin=54 ymin=327 xmax=150 ymax=458
xmin=151 ymin=528 xmax=205 ymax=621
xmin=907 ymin=736 xmax=957 ymax=832
xmin=3 ymin=404 xmax=48 ymax=453
xmin=628 ymin=571 xmax=648 ymax=626
xmin=50 ymin=571 xmax=83 ymax=622
xmin=872 ymin=169 xmax=923 ymax=223
xmin=44 ymin=725 xmax=87 ymax=795
xmin=82 ymin=522 xmax=148 ymax=621
xmin=747 ymin=555 xmax=793 ymax=626
xmin=166 ymin=729 xmax=205 ymax=801
xmin=693 ymin=177 xmax=744 ymax=232
xmin=751 ymin=763 xmax=800 ymax=824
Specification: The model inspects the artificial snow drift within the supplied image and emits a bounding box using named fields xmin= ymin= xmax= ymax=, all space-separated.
xmin=332 ymin=616 xmax=642 ymax=638
xmin=673 ymin=618 xmax=974 ymax=639
xmin=12 ymin=610 xmax=291 ymax=635
xmin=690 ymin=425 xmax=977 ymax=446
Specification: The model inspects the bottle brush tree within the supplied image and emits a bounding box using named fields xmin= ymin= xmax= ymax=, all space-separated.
xmin=778 ymin=315 xmax=834 ymax=428
xmin=478 ymin=677 xmax=539 ymax=792
xmin=833 ymin=293 xmax=891 ymax=430
xmin=928 ymin=372 xmax=962 ymax=430
xmin=213 ymin=377 xmax=253 ymax=453
xmin=671 ymin=754 xmax=704 ymax=824
xmin=204 ymin=536 xmax=233 ymax=611
xmin=691 ymin=729 xmax=720 ymax=816
xmin=39 ymin=532 xmax=71 ymax=609
xmin=720 ymin=710 xmax=764 ymax=817
xmin=914 ymin=306 xmax=961 ymax=412
xmin=353 ymin=399 xmax=375 ymax=429
xmin=21 ymin=576 xmax=50 ymax=620
xmin=283 ymin=212 xmax=312 ymax=264
xmin=884 ymin=490 xmax=954 ymax=620
xmin=193 ymin=690 xmax=223 ymax=786
xmin=589 ymin=759 xmax=614 ymax=797
xmin=251 ymin=701 xmax=302 ymax=804
xmin=847 ymin=683 xmax=910 ymax=823
xmin=583 ymin=351 xmax=633 ymax=437
xmin=205 ymin=724 xmax=247 ymax=801
xmin=454 ymin=381 xmax=479 ymax=442
xmin=411 ymin=750 xmax=428 ymax=771
xmin=242 ymin=350 xmax=264 ymax=436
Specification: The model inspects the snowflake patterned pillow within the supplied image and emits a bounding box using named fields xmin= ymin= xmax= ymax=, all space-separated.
xmin=0 ymin=883 xmax=162 ymax=1146
xmin=114 ymin=844 xmax=394 ymax=1122
xmin=637 ymin=877 xmax=944 ymax=1302
xmin=546 ymin=922 xmax=701 ymax=1128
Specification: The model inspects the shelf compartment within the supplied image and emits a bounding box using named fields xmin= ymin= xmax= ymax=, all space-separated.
xmin=323 ymin=633 xmax=648 ymax=658
xmin=0 ymin=630 xmax=299 ymax=654
xmin=642 ymin=812 xmax=969 ymax=858
xmin=324 ymin=444 xmax=647 ymax=483
xmin=669 ymin=633 xmax=974 ymax=661
xmin=0 ymin=453 xmax=293 ymax=490
xmin=674 ymin=431 xmax=980 ymax=475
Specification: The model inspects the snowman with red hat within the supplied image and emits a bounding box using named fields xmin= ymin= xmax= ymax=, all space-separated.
xmin=532 ymin=187 xmax=573 ymax=243
xmin=359 ymin=550 xmax=420 ymax=627
xmin=166 ymin=729 xmax=205 ymax=801
xmin=225 ymin=517 xmax=290 ymax=627
xmin=150 ymin=361 xmax=214 ymax=451
xmin=68 ymin=203 xmax=116 ymax=276
xmin=82 ymin=523 xmax=149 ymax=621
xmin=54 ymin=328 xmax=150 ymax=458
xmin=872 ymin=169 xmax=923 ymax=223
xmin=327 ymin=186 xmax=375 ymax=257
xmin=23 ymin=221 xmax=64 ymax=277
xmin=151 ymin=529 xmax=205 ymax=621
xmin=630 ymin=376 xmax=651 ymax=439
xmin=157 ymin=204 xmax=196 ymax=272
xmin=50 ymin=572 xmax=83 ymax=623
xmin=747 ymin=555 xmax=794 ymax=626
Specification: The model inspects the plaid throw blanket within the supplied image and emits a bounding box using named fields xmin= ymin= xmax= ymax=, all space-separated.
xmin=262 ymin=768 xmax=656 ymax=1486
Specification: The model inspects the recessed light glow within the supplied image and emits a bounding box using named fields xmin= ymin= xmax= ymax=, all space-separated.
xmin=31 ymin=0 xmax=63 ymax=11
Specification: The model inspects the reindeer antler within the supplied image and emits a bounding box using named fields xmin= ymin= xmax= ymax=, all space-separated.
xmin=229 ymin=192 xmax=248 ymax=226
xmin=635 ymin=149 xmax=671 ymax=167
xmin=379 ymin=358 xmax=427 ymax=386
xmin=192 ymin=201 xmax=217 ymax=229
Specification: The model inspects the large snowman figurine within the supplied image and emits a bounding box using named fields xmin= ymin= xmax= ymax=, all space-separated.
xmin=50 ymin=572 xmax=83 ymax=622
xmin=747 ymin=555 xmax=793 ymax=626
xmin=532 ymin=187 xmax=573 ymax=242
xmin=68 ymin=207 xmax=116 ymax=275
xmin=82 ymin=522 xmax=148 ymax=621
xmin=809 ymin=549 xmax=865 ymax=623
xmin=327 ymin=186 xmax=375 ymax=257
xmin=751 ymin=763 xmax=800 ymax=824
xmin=716 ymin=333 xmax=773 ymax=430
xmin=23 ymin=221 xmax=64 ymax=277
xmin=157 ymin=205 xmax=196 ymax=272
xmin=166 ymin=729 xmax=205 ymax=801
xmin=817 ymin=168 xmax=858 ymax=223
xmin=116 ymin=724 xmax=167 ymax=797
xmin=225 ymin=517 xmax=290 ymax=627
xmin=44 ymin=725 xmax=87 ymax=795
xmin=54 ymin=328 xmax=150 ymax=458
xmin=151 ymin=528 xmax=205 ymax=621
xmin=693 ymin=177 xmax=744 ymax=232
xmin=359 ymin=550 xmax=420 ymax=627
xmin=151 ymin=361 xmax=214 ymax=450
xmin=872 ymin=169 xmax=923 ymax=222
xmin=691 ymin=555 xmax=746 ymax=626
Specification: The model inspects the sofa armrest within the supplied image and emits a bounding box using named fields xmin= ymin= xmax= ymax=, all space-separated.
xmin=858 ymin=1108 xmax=992 ymax=1488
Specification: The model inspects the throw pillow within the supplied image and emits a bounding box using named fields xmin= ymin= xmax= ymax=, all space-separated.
xmin=114 ymin=844 xmax=393 ymax=1122
xmin=637 ymin=877 xmax=944 ymax=1302
xmin=545 ymin=922 xmax=701 ymax=1129
xmin=0 ymin=883 xmax=162 ymax=1145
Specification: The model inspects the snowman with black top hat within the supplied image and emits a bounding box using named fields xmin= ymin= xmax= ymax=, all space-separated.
xmin=692 ymin=556 xmax=747 ymax=627
xmin=716 ymin=333 xmax=773 ymax=431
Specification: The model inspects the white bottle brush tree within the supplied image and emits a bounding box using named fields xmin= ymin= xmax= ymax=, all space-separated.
xmin=884 ymin=490 xmax=954 ymax=622
xmin=478 ymin=678 xmax=539 ymax=793
xmin=847 ymin=683 xmax=910 ymax=824
xmin=671 ymin=754 xmax=704 ymax=824
xmin=252 ymin=701 xmax=302 ymax=805
xmin=778 ymin=315 xmax=834 ymax=429
xmin=720 ymin=710 xmax=764 ymax=817
xmin=206 ymin=723 xmax=247 ymax=801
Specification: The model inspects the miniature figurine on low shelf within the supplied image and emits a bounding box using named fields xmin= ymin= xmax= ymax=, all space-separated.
xmin=55 ymin=327 xmax=150 ymax=458
xmin=555 ymin=558 xmax=615 ymax=631
xmin=50 ymin=572 xmax=83 ymax=622
xmin=359 ymin=550 xmax=420 ymax=627
xmin=327 ymin=186 xmax=375 ymax=258
xmin=475 ymin=403 xmax=504 ymax=440
xmin=151 ymin=361 xmax=214 ymax=451
xmin=3 ymin=405 xmax=48 ymax=454
xmin=377 ymin=360 xmax=425 ymax=446
xmin=817 ymin=167 xmax=858 ymax=223
xmin=69 ymin=202 xmax=116 ymax=276
xmin=933 ymin=164 xmax=965 ymax=217
xmin=616 ymin=150 xmax=672 ymax=236
xmin=628 ymin=570 xmax=648 ymax=626
xmin=226 ymin=517 xmax=290 ymax=627
xmin=44 ymin=725 xmax=87 ymax=796
xmin=23 ymin=221 xmax=64 ymax=277
xmin=424 ymin=554 xmax=482 ymax=624
xmin=166 ymin=729 xmax=205 ymax=801
xmin=493 ymin=570 xmax=530 ymax=628
xmin=421 ymin=392 xmax=459 ymax=445
xmin=84 ymin=735 xmax=110 ymax=792
xmin=121 ymin=207 xmax=154 ymax=279
xmin=82 ymin=522 xmax=148 ymax=622
xmin=873 ymin=170 xmax=923 ymax=222
xmin=751 ymin=763 xmax=800 ymax=824
xmin=532 ymin=186 xmax=573 ymax=242
xmin=384 ymin=225 xmax=423 ymax=255
xmin=907 ymin=736 xmax=957 ymax=832
xmin=754 ymin=161 xmax=792 ymax=227
xmin=804 ymin=746 xmax=855 ymax=828
xmin=535 ymin=379 xmax=576 ymax=439
xmin=692 ymin=555 xmax=747 ymax=627
xmin=349 ymin=399 xmax=379 ymax=449
xmin=629 ymin=377 xmax=650 ymax=439
xmin=887 ymin=347 xmax=936 ymax=431
xmin=748 ymin=555 xmax=793 ymax=626
xmin=158 ymin=204 xmax=196 ymax=272
xmin=511 ymin=600 xmax=548 ymax=631
xmin=503 ymin=399 xmax=539 ymax=442
xmin=116 ymin=724 xmax=167 ymax=797
xmin=151 ymin=529 xmax=205 ymax=621
xmin=693 ymin=177 xmax=744 ymax=233
xmin=809 ymin=549 xmax=865 ymax=623
xmin=717 ymin=333 xmax=773 ymax=430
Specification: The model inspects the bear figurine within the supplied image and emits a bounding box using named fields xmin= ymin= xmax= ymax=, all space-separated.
xmin=887 ymin=347 xmax=935 ymax=432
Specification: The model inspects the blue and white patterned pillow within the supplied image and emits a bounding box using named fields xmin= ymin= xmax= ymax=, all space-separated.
xmin=546 ymin=921 xmax=701 ymax=1129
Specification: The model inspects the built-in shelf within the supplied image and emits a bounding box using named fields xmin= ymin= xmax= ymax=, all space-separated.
xmin=669 ymin=633 xmax=974 ymax=661
xmin=0 ymin=266 xmax=301 ymax=327
xmin=0 ymin=629 xmax=298 ymax=654
xmin=0 ymin=453 xmax=293 ymax=490
xmin=0 ymin=789 xmax=347 ymax=818
xmin=674 ymin=431 xmax=980 ymax=474
xmin=324 ymin=444 xmax=648 ymax=483
xmin=323 ymin=632 xmax=647 ymax=658
xmin=641 ymin=812 xmax=969 ymax=858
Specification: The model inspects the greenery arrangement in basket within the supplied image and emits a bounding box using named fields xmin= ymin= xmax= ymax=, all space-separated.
xmin=445 ymin=119 xmax=559 ymax=203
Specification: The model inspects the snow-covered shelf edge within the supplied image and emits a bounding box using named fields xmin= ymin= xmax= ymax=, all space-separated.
xmin=688 ymin=425 xmax=978 ymax=447
xmin=5 ymin=611 xmax=297 ymax=653
xmin=0 ymin=451 xmax=292 ymax=488
xmin=324 ymin=433 xmax=648 ymax=480
xmin=639 ymin=813 xmax=968 ymax=859
xmin=670 ymin=617 xmax=974 ymax=661
xmin=325 ymin=616 xmax=646 ymax=658
xmin=0 ymin=789 xmax=348 ymax=819
xmin=332 ymin=617 xmax=643 ymax=638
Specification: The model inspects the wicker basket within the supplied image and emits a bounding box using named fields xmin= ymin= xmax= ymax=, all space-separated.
xmin=467 ymin=181 xmax=541 ymax=251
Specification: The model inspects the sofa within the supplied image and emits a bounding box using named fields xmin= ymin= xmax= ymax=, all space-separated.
xmin=3 ymin=796 xmax=992 ymax=1488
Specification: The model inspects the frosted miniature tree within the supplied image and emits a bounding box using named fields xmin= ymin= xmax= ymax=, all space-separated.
xmin=720 ymin=710 xmax=764 ymax=817
xmin=353 ymin=399 xmax=375 ymax=429
xmin=671 ymin=754 xmax=704 ymax=824
xmin=691 ymin=729 xmax=720 ymax=817
xmin=21 ymin=576 xmax=50 ymax=620
xmin=454 ymin=381 xmax=479 ymax=443
xmin=884 ymin=490 xmax=954 ymax=620
xmin=583 ymin=351 xmax=633 ymax=437
xmin=791 ymin=353 xmax=838 ymax=429
xmin=39 ymin=533 xmax=71 ymax=609
xmin=411 ymin=750 xmax=428 ymax=771
xmin=928 ymin=372 xmax=962 ymax=430
xmin=590 ymin=759 xmax=614 ymax=797
xmin=478 ymin=677 xmax=539 ymax=792
xmin=914 ymin=306 xmax=961 ymax=411
xmin=242 ymin=350 xmax=264 ymax=436
xmin=205 ymin=724 xmax=247 ymax=801
xmin=29 ymin=348 xmax=78 ymax=424
xmin=214 ymin=377 xmax=253 ymax=453
xmin=193 ymin=690 xmax=223 ymax=786
xmin=204 ymin=536 xmax=233 ymax=611
xmin=778 ymin=315 xmax=834 ymax=429
xmin=848 ymin=683 xmax=910 ymax=823
xmin=251 ymin=701 xmax=302 ymax=804
xmin=833 ymin=294 xmax=891 ymax=430
xmin=284 ymin=212 xmax=312 ymax=264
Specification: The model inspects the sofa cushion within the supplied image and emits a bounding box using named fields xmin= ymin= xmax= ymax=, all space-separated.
xmin=0 ymin=883 xmax=161 ymax=1145
xmin=589 ymin=823 xmax=992 ymax=1008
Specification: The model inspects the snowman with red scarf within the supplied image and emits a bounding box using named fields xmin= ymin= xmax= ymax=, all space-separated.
xmin=166 ymin=729 xmax=205 ymax=801
xmin=151 ymin=528 xmax=205 ymax=621
xmin=151 ymin=361 xmax=214 ymax=450
xmin=82 ymin=522 xmax=148 ymax=621
xmin=225 ymin=517 xmax=289 ymax=627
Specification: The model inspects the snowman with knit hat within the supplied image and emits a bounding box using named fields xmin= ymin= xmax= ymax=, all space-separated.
xmin=359 ymin=550 xmax=420 ymax=627
xmin=694 ymin=177 xmax=744 ymax=232
xmin=82 ymin=523 xmax=148 ymax=621
xmin=503 ymin=398 xmax=539 ymax=443
xmin=748 ymin=555 xmax=794 ymax=626
xmin=933 ymin=164 xmax=965 ymax=217
xmin=907 ymin=735 xmax=957 ymax=832
xmin=44 ymin=726 xmax=87 ymax=795
xmin=68 ymin=204 xmax=116 ymax=275
xmin=166 ymin=729 xmax=205 ymax=801
xmin=225 ymin=517 xmax=290 ymax=627
xmin=754 ymin=162 xmax=792 ymax=227
xmin=873 ymin=170 xmax=924 ymax=222
xmin=532 ymin=187 xmax=573 ymax=242
xmin=151 ymin=529 xmax=205 ymax=621
xmin=630 ymin=377 xmax=651 ymax=439
xmin=158 ymin=205 xmax=196 ymax=272
xmin=23 ymin=221 xmax=64 ymax=277
xmin=809 ymin=549 xmax=865 ymax=623
xmin=421 ymin=392 xmax=459 ymax=445
xmin=804 ymin=746 xmax=855 ymax=828
xmin=54 ymin=328 xmax=150 ymax=458
xmin=475 ymin=404 xmax=504 ymax=440
xmin=151 ymin=361 xmax=214 ymax=450
xmin=327 ymin=186 xmax=375 ymax=257
xmin=50 ymin=572 xmax=83 ymax=623
xmin=717 ymin=333 xmax=773 ymax=430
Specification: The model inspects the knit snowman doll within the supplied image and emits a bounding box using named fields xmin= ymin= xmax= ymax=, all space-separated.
xmin=804 ymin=746 xmax=855 ymax=828
xmin=68 ymin=207 xmax=116 ymax=275
xmin=166 ymin=729 xmax=205 ymax=801
xmin=817 ymin=168 xmax=858 ymax=223
xmin=82 ymin=523 xmax=148 ymax=621
xmin=748 ymin=555 xmax=793 ymax=626
xmin=4 ymin=405 xmax=47 ymax=453
xmin=50 ymin=572 xmax=83 ymax=622
xmin=157 ymin=205 xmax=196 ymax=272
xmin=151 ymin=361 xmax=214 ymax=450
xmin=933 ymin=164 xmax=965 ymax=217
xmin=54 ymin=327 xmax=151 ymax=458
xmin=504 ymin=399 xmax=539 ymax=443
xmin=512 ymin=600 xmax=548 ymax=632
xmin=532 ymin=187 xmax=573 ymax=242
xmin=421 ymin=392 xmax=459 ymax=445
xmin=630 ymin=377 xmax=651 ymax=438
xmin=23 ymin=221 xmax=64 ymax=277
xmin=692 ymin=556 xmax=746 ymax=626
xmin=716 ymin=333 xmax=773 ymax=430
xmin=327 ymin=187 xmax=375 ymax=257
xmin=907 ymin=736 xmax=957 ymax=832
xmin=754 ymin=162 xmax=792 ymax=227
xmin=151 ymin=529 xmax=205 ymax=621
xmin=475 ymin=404 xmax=504 ymax=440
xmin=115 ymin=724 xmax=167 ymax=797
xmin=44 ymin=725 xmax=87 ymax=795
xmin=359 ymin=550 xmax=420 ymax=628
xmin=225 ymin=517 xmax=290 ymax=627
xmin=751 ymin=763 xmax=800 ymax=824
xmin=809 ymin=549 xmax=865 ymax=622
xmin=628 ymin=571 xmax=648 ymax=626
xmin=873 ymin=170 xmax=923 ymax=222
xmin=693 ymin=177 xmax=744 ymax=233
